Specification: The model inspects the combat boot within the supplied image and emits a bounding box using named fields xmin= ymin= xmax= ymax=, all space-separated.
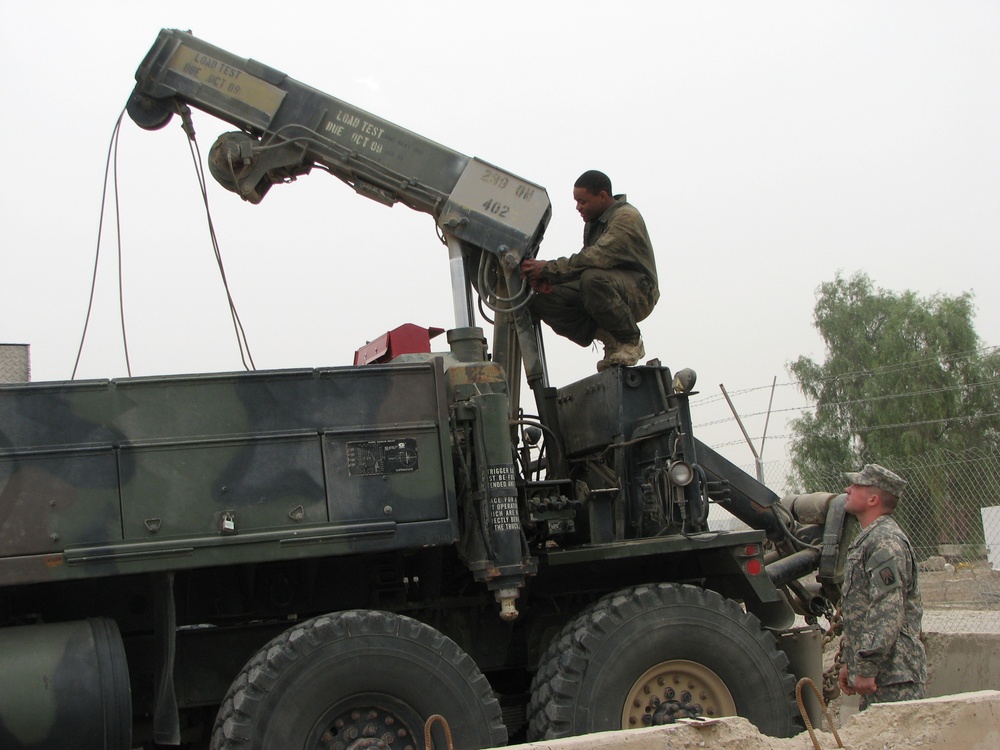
xmin=608 ymin=338 xmax=645 ymax=367
xmin=594 ymin=329 xmax=621 ymax=372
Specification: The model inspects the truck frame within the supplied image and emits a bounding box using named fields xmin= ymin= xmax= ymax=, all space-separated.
xmin=0 ymin=30 xmax=853 ymax=750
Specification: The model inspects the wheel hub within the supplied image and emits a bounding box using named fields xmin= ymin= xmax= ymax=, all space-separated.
xmin=621 ymin=659 xmax=737 ymax=728
xmin=313 ymin=704 xmax=420 ymax=750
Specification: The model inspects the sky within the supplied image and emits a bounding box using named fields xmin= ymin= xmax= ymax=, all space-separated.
xmin=2 ymin=1 xmax=998 ymax=477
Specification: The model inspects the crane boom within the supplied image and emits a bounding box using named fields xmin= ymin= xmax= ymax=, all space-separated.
xmin=128 ymin=29 xmax=550 ymax=267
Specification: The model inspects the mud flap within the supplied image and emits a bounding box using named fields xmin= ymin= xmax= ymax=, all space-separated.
xmin=774 ymin=624 xmax=824 ymax=729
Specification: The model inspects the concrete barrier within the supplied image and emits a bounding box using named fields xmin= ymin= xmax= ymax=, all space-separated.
xmin=925 ymin=632 xmax=1000 ymax=697
xmin=510 ymin=691 xmax=1000 ymax=749
xmin=509 ymin=633 xmax=1000 ymax=749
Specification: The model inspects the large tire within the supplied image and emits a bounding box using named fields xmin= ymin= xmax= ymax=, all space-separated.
xmin=527 ymin=583 xmax=797 ymax=740
xmin=211 ymin=610 xmax=507 ymax=750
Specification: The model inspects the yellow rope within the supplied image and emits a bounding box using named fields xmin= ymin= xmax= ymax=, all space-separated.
xmin=423 ymin=714 xmax=454 ymax=750
xmin=796 ymin=677 xmax=845 ymax=750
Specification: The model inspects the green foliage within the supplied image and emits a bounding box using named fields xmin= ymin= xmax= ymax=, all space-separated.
xmin=787 ymin=272 xmax=1000 ymax=546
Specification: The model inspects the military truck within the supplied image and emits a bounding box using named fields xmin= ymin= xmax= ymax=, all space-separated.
xmin=0 ymin=29 xmax=854 ymax=750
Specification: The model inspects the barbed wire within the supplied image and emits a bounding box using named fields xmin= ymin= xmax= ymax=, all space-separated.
xmin=694 ymin=376 xmax=1000 ymax=429
xmin=707 ymin=411 xmax=1000 ymax=450
xmin=692 ymin=344 xmax=999 ymax=408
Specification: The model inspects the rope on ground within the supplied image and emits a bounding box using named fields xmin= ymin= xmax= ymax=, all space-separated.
xmin=796 ymin=677 xmax=845 ymax=750
xmin=424 ymin=714 xmax=454 ymax=750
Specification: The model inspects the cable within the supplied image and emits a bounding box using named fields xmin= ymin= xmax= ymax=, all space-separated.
xmin=73 ymin=107 xmax=130 ymax=380
xmin=113 ymin=109 xmax=132 ymax=377
xmin=74 ymin=104 xmax=258 ymax=377
xmin=476 ymin=250 xmax=534 ymax=314
xmin=177 ymin=105 xmax=256 ymax=370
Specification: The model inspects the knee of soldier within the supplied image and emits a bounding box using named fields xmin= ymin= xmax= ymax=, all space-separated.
xmin=579 ymin=269 xmax=618 ymax=299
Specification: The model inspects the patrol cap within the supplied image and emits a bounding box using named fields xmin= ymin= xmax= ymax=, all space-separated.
xmin=845 ymin=463 xmax=907 ymax=497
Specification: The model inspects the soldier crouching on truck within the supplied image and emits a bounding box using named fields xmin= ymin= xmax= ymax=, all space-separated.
xmin=520 ymin=170 xmax=658 ymax=371
xmin=838 ymin=463 xmax=927 ymax=710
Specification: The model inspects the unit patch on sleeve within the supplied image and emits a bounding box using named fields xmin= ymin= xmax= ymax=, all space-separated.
xmin=879 ymin=566 xmax=896 ymax=586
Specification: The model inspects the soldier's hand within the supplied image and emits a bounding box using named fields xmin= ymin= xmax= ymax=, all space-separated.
xmin=853 ymin=675 xmax=878 ymax=696
xmin=838 ymin=664 xmax=855 ymax=696
xmin=519 ymin=259 xmax=552 ymax=293
xmin=520 ymin=259 xmax=545 ymax=282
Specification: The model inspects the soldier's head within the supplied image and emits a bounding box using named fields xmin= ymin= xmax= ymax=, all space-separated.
xmin=844 ymin=463 xmax=907 ymax=523
xmin=573 ymin=170 xmax=616 ymax=222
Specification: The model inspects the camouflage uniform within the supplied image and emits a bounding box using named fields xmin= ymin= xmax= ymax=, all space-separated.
xmin=529 ymin=195 xmax=658 ymax=346
xmin=841 ymin=513 xmax=927 ymax=710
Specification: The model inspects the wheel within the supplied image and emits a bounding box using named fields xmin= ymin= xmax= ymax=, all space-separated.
xmin=527 ymin=583 xmax=797 ymax=740
xmin=211 ymin=610 xmax=506 ymax=750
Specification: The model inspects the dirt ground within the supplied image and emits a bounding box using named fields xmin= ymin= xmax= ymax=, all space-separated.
xmin=919 ymin=563 xmax=1000 ymax=614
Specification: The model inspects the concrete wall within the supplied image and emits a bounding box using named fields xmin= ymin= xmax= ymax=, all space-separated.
xmin=925 ymin=632 xmax=1000 ymax=697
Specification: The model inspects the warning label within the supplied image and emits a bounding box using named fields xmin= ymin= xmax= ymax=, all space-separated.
xmin=347 ymin=438 xmax=419 ymax=477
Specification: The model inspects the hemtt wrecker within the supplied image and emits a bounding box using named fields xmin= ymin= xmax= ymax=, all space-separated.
xmin=0 ymin=30 xmax=854 ymax=750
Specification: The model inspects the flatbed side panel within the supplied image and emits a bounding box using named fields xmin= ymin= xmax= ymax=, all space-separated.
xmin=0 ymin=363 xmax=457 ymax=584
xmin=0 ymin=447 xmax=121 ymax=555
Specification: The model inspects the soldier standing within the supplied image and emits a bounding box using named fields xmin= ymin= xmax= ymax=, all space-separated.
xmin=838 ymin=463 xmax=927 ymax=709
xmin=519 ymin=170 xmax=658 ymax=371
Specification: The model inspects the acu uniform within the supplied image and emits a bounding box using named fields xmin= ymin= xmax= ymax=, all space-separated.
xmin=841 ymin=514 xmax=927 ymax=709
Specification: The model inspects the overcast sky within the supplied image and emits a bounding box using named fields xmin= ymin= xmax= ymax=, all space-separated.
xmin=2 ymin=1 xmax=998 ymax=476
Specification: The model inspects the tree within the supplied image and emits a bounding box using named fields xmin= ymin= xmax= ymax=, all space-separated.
xmin=787 ymin=272 xmax=1000 ymax=552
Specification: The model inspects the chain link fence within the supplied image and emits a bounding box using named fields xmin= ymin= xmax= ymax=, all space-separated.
xmin=724 ymin=448 xmax=1000 ymax=634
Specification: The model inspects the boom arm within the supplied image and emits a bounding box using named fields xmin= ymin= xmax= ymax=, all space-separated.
xmin=128 ymin=29 xmax=551 ymax=332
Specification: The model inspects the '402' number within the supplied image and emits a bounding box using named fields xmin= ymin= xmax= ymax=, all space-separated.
xmin=482 ymin=199 xmax=509 ymax=218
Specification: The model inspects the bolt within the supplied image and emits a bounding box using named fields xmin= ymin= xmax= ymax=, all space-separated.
xmin=346 ymin=728 xmax=359 ymax=740
xmin=633 ymin=699 xmax=642 ymax=708
xmin=643 ymin=685 xmax=651 ymax=694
